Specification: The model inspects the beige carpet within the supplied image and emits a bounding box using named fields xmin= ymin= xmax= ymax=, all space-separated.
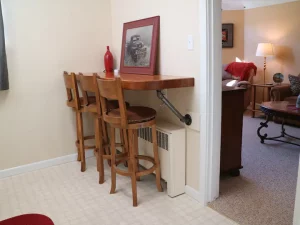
xmin=209 ymin=114 xmax=300 ymax=225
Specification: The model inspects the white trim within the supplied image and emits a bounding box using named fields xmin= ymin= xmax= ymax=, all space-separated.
xmin=293 ymin=155 xmax=300 ymax=225
xmin=185 ymin=185 xmax=202 ymax=203
xmin=198 ymin=0 xmax=222 ymax=205
xmin=0 ymin=150 xmax=94 ymax=179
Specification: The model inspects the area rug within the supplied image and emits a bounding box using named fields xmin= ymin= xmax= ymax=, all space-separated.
xmin=209 ymin=114 xmax=300 ymax=225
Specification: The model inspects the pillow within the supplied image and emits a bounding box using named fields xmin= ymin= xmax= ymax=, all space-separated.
xmin=288 ymin=74 xmax=300 ymax=95
xmin=222 ymin=64 xmax=232 ymax=80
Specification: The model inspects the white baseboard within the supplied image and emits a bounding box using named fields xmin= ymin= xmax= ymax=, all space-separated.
xmin=0 ymin=150 xmax=94 ymax=179
xmin=185 ymin=185 xmax=205 ymax=206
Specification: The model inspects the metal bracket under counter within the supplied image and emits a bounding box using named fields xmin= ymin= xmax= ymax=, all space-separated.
xmin=156 ymin=90 xmax=192 ymax=126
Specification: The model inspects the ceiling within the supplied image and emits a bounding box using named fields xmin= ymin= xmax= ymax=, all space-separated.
xmin=222 ymin=0 xmax=299 ymax=10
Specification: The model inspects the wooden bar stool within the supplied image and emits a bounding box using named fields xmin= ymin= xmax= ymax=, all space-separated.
xmin=78 ymin=73 xmax=128 ymax=183
xmin=97 ymin=76 xmax=163 ymax=207
xmin=63 ymin=72 xmax=96 ymax=172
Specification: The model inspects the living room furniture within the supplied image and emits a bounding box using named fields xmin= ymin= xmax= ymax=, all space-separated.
xmin=222 ymin=64 xmax=255 ymax=109
xmin=78 ymin=74 xmax=128 ymax=184
xmin=270 ymin=84 xmax=300 ymax=126
xmin=221 ymin=86 xmax=245 ymax=176
xmin=0 ymin=214 xmax=54 ymax=225
xmin=249 ymin=83 xmax=275 ymax=118
xmin=258 ymin=101 xmax=300 ymax=147
xmin=97 ymin=76 xmax=163 ymax=207
xmin=63 ymin=72 xmax=96 ymax=172
xmin=256 ymin=43 xmax=274 ymax=85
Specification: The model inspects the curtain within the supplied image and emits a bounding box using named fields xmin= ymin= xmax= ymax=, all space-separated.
xmin=0 ymin=1 xmax=8 ymax=90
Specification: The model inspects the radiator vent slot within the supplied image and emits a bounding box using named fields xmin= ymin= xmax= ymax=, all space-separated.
xmin=137 ymin=128 xmax=169 ymax=151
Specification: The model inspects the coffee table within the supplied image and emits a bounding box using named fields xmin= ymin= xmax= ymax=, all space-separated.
xmin=257 ymin=101 xmax=300 ymax=147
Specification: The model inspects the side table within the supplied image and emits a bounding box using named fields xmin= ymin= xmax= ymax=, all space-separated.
xmin=249 ymin=83 xmax=275 ymax=118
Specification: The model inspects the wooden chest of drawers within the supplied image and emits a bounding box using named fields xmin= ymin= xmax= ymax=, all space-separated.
xmin=221 ymin=87 xmax=245 ymax=176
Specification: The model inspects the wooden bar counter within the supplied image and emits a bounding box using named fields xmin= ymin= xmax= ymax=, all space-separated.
xmin=82 ymin=72 xmax=195 ymax=125
xmin=97 ymin=72 xmax=195 ymax=90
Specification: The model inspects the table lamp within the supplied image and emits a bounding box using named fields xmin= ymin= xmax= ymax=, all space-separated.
xmin=256 ymin=43 xmax=274 ymax=84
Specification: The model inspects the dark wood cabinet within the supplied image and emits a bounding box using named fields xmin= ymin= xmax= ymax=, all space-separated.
xmin=221 ymin=87 xmax=245 ymax=176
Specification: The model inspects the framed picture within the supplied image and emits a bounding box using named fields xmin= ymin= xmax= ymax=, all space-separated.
xmin=222 ymin=23 xmax=234 ymax=48
xmin=120 ymin=16 xmax=160 ymax=75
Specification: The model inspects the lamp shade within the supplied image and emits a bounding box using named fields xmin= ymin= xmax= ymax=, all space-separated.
xmin=256 ymin=43 xmax=274 ymax=57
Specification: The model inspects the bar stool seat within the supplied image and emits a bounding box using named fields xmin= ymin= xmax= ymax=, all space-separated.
xmin=80 ymin=96 xmax=96 ymax=105
xmin=108 ymin=106 xmax=156 ymax=124
xmin=66 ymin=96 xmax=96 ymax=108
xmin=81 ymin=99 xmax=129 ymax=114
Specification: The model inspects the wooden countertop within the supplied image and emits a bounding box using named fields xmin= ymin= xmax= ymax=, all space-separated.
xmin=97 ymin=72 xmax=195 ymax=90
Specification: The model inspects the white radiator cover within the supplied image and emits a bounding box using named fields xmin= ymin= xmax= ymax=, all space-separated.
xmin=137 ymin=120 xmax=186 ymax=198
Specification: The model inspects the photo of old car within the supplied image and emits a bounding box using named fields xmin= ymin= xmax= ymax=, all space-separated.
xmin=126 ymin=35 xmax=147 ymax=63
xmin=123 ymin=25 xmax=153 ymax=68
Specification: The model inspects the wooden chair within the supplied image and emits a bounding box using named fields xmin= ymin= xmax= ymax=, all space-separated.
xmin=63 ymin=71 xmax=96 ymax=172
xmin=78 ymin=73 xmax=128 ymax=183
xmin=97 ymin=76 xmax=163 ymax=207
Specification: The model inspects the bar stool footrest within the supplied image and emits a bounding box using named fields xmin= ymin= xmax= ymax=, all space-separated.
xmin=75 ymin=135 xmax=96 ymax=150
xmin=103 ymin=152 xmax=128 ymax=160
xmin=113 ymin=155 xmax=157 ymax=177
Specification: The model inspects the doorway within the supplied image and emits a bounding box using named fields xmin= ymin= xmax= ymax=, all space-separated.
xmin=199 ymin=1 xmax=300 ymax=225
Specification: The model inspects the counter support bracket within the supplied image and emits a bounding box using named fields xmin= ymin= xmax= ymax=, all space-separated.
xmin=156 ymin=90 xmax=192 ymax=125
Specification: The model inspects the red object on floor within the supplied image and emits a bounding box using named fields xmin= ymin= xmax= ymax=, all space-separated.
xmin=225 ymin=62 xmax=257 ymax=81
xmin=0 ymin=214 xmax=54 ymax=225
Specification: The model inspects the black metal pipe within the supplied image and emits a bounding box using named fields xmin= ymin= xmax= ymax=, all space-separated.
xmin=156 ymin=90 xmax=192 ymax=125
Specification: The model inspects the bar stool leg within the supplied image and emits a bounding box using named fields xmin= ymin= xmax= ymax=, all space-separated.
xmin=128 ymin=129 xmax=138 ymax=207
xmin=133 ymin=130 xmax=141 ymax=181
xmin=95 ymin=117 xmax=105 ymax=184
xmin=76 ymin=111 xmax=86 ymax=172
xmin=110 ymin=126 xmax=117 ymax=194
xmin=102 ymin=120 xmax=111 ymax=166
xmin=75 ymin=112 xmax=81 ymax=162
xmin=94 ymin=117 xmax=99 ymax=172
xmin=120 ymin=129 xmax=128 ymax=167
xmin=126 ymin=130 xmax=133 ymax=173
xmin=152 ymin=124 xmax=163 ymax=192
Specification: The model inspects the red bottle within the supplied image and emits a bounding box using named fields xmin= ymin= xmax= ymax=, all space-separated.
xmin=104 ymin=46 xmax=113 ymax=72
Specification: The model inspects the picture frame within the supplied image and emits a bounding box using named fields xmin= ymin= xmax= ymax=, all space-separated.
xmin=222 ymin=23 xmax=234 ymax=48
xmin=120 ymin=16 xmax=160 ymax=75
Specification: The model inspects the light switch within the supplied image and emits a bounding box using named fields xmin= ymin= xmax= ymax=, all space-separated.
xmin=188 ymin=35 xmax=193 ymax=50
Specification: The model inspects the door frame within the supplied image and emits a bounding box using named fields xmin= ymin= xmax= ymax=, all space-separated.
xmin=198 ymin=0 xmax=222 ymax=205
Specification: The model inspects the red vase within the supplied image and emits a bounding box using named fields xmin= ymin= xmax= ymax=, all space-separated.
xmin=104 ymin=46 xmax=113 ymax=72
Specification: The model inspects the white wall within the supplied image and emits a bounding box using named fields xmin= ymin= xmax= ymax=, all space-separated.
xmin=110 ymin=0 xmax=201 ymax=189
xmin=0 ymin=0 xmax=202 ymax=191
xmin=244 ymin=1 xmax=300 ymax=85
xmin=0 ymin=0 xmax=112 ymax=170
xmin=222 ymin=10 xmax=245 ymax=64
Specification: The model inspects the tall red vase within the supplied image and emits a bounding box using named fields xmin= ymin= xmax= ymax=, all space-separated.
xmin=104 ymin=46 xmax=113 ymax=72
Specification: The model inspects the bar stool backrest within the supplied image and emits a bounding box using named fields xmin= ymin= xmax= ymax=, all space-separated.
xmin=97 ymin=77 xmax=128 ymax=127
xmin=63 ymin=71 xmax=80 ymax=110
xmin=78 ymin=73 xmax=101 ymax=116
